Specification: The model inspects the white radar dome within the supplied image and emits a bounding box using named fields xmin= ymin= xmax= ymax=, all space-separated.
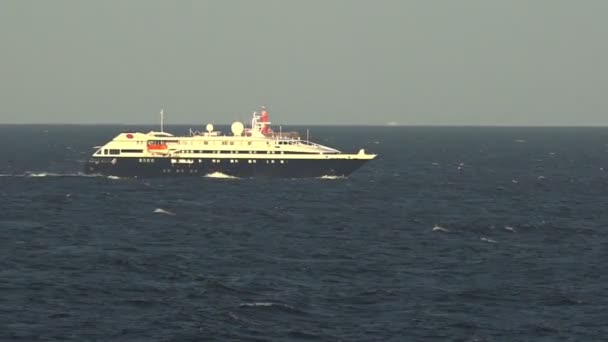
xmin=231 ymin=121 xmax=244 ymax=136
xmin=206 ymin=123 xmax=214 ymax=132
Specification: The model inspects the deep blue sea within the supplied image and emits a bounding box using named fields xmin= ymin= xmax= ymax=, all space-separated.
xmin=1 ymin=125 xmax=607 ymax=341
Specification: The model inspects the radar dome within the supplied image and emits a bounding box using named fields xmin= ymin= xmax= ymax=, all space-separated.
xmin=206 ymin=123 xmax=214 ymax=132
xmin=231 ymin=121 xmax=244 ymax=136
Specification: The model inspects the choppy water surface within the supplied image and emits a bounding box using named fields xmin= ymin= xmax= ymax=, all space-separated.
xmin=1 ymin=125 xmax=607 ymax=341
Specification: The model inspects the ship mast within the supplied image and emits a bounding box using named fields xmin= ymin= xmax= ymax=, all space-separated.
xmin=160 ymin=108 xmax=164 ymax=133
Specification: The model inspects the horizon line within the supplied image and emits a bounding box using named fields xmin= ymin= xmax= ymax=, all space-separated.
xmin=1 ymin=122 xmax=608 ymax=128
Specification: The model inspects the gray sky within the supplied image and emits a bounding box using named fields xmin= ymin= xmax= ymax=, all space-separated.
xmin=1 ymin=0 xmax=607 ymax=125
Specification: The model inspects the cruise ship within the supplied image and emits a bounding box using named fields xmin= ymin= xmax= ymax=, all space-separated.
xmin=84 ymin=107 xmax=377 ymax=178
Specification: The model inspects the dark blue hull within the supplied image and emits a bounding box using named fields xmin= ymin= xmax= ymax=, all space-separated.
xmin=84 ymin=157 xmax=372 ymax=178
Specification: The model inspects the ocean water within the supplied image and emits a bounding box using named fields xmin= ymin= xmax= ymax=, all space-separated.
xmin=1 ymin=125 xmax=607 ymax=341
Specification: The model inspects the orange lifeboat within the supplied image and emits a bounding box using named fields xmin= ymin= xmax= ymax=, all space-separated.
xmin=147 ymin=141 xmax=168 ymax=153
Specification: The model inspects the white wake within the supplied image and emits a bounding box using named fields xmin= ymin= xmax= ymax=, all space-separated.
xmin=318 ymin=175 xmax=347 ymax=180
xmin=153 ymin=208 xmax=176 ymax=216
xmin=204 ymin=172 xmax=240 ymax=179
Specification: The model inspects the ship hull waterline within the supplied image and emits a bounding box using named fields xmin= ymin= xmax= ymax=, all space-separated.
xmin=84 ymin=157 xmax=373 ymax=178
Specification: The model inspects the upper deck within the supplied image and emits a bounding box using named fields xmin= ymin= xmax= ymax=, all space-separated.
xmin=90 ymin=107 xmax=375 ymax=160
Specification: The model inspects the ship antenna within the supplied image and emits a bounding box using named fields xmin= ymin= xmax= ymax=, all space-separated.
xmin=160 ymin=108 xmax=164 ymax=133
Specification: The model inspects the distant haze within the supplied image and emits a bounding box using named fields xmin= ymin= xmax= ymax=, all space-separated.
xmin=1 ymin=1 xmax=607 ymax=125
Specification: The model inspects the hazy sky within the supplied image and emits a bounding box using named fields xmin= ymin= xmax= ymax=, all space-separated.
xmin=1 ymin=0 xmax=607 ymax=125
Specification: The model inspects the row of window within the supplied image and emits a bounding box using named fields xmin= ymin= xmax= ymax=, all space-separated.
xmin=176 ymin=150 xmax=314 ymax=155
xmin=158 ymin=161 xmax=289 ymax=174
xmin=97 ymin=149 xmax=144 ymax=155
xmin=162 ymin=168 xmax=199 ymax=173
xmin=212 ymin=159 xmax=286 ymax=164
xmin=98 ymin=148 xmax=314 ymax=156
xmin=140 ymin=140 xmax=302 ymax=146
xmin=143 ymin=140 xmax=258 ymax=146
xmin=141 ymin=158 xmax=288 ymax=164
xmin=147 ymin=140 xmax=178 ymax=145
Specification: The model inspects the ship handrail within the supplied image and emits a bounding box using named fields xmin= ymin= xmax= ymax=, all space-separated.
xmin=271 ymin=135 xmax=341 ymax=153
xmin=295 ymin=139 xmax=340 ymax=153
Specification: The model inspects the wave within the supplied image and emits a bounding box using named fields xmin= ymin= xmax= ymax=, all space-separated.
xmin=0 ymin=172 xmax=102 ymax=178
xmin=153 ymin=208 xmax=175 ymax=216
xmin=318 ymin=175 xmax=348 ymax=180
xmin=0 ymin=220 xmax=45 ymax=229
xmin=240 ymin=302 xmax=279 ymax=307
xmin=204 ymin=172 xmax=240 ymax=179
xmin=227 ymin=312 xmax=258 ymax=326
xmin=28 ymin=172 xmax=52 ymax=177
xmin=238 ymin=302 xmax=303 ymax=314
xmin=480 ymin=237 xmax=497 ymax=243
xmin=432 ymin=225 xmax=449 ymax=232
xmin=107 ymin=175 xmax=121 ymax=180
